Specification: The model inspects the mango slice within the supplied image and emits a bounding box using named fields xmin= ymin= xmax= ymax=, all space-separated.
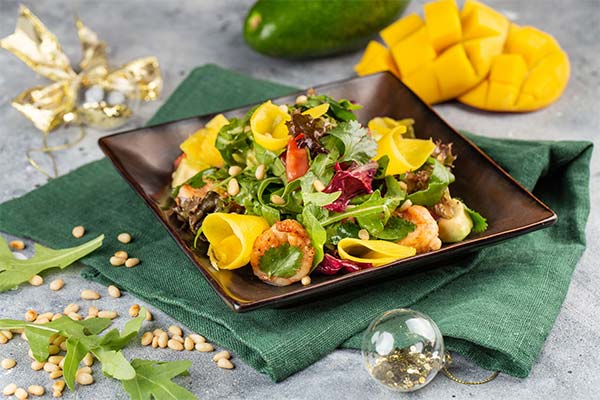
xmin=354 ymin=41 xmax=399 ymax=78
xmin=459 ymin=25 xmax=570 ymax=111
xmin=368 ymin=117 xmax=408 ymax=141
xmin=302 ymin=103 xmax=329 ymax=119
xmin=375 ymin=128 xmax=436 ymax=175
xmin=180 ymin=114 xmax=228 ymax=168
xmin=250 ymin=100 xmax=291 ymax=151
xmin=337 ymin=238 xmax=416 ymax=267
xmin=202 ymin=213 xmax=270 ymax=270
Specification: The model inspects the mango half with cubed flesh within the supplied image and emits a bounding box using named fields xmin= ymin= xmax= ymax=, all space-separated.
xmin=459 ymin=25 xmax=570 ymax=111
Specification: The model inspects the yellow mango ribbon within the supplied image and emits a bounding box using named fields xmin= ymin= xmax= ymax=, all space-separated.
xmin=337 ymin=238 xmax=416 ymax=267
xmin=368 ymin=116 xmax=418 ymax=141
xmin=250 ymin=101 xmax=291 ymax=151
xmin=301 ymin=103 xmax=329 ymax=119
xmin=202 ymin=213 xmax=270 ymax=270
xmin=180 ymin=114 xmax=229 ymax=170
xmin=375 ymin=128 xmax=436 ymax=175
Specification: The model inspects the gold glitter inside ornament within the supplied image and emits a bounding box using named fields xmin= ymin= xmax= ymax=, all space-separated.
xmin=362 ymin=308 xmax=445 ymax=392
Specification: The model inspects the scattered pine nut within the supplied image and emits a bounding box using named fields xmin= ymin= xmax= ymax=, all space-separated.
xmin=109 ymin=256 xmax=125 ymax=266
xmin=14 ymin=387 xmax=28 ymax=400
xmin=295 ymin=95 xmax=307 ymax=104
xmin=398 ymin=181 xmax=408 ymax=191
xmin=81 ymin=353 xmax=93 ymax=368
xmin=255 ymin=164 xmax=266 ymax=180
xmin=125 ymin=258 xmax=140 ymax=268
xmin=97 ymin=310 xmax=118 ymax=319
xmin=9 ymin=240 xmax=25 ymax=250
xmin=39 ymin=312 xmax=54 ymax=320
xmin=151 ymin=336 xmax=159 ymax=348
xmin=114 ymin=250 xmax=128 ymax=259
xmin=48 ymin=356 xmax=63 ymax=365
xmin=1 ymin=358 xmax=16 ymax=369
xmin=49 ymin=279 xmax=64 ymax=291
xmin=64 ymin=303 xmax=80 ymax=314
xmin=88 ymin=306 xmax=99 ymax=317
xmin=399 ymin=199 xmax=413 ymax=212
xmin=188 ymin=334 xmax=205 ymax=344
xmin=171 ymin=335 xmax=184 ymax=344
xmin=213 ymin=351 xmax=231 ymax=362
xmin=25 ymin=309 xmax=38 ymax=322
xmin=145 ymin=309 xmax=153 ymax=321
xmin=59 ymin=342 xmax=67 ymax=351
xmin=227 ymin=178 xmax=240 ymax=196
xmin=153 ymin=329 xmax=166 ymax=336
xmin=301 ymin=276 xmax=311 ymax=286
xmin=196 ymin=342 xmax=214 ymax=352
xmin=157 ymin=332 xmax=168 ymax=348
xmin=67 ymin=312 xmax=82 ymax=321
xmin=29 ymin=275 xmax=43 ymax=286
xmin=51 ymin=313 xmax=63 ymax=321
xmin=52 ymin=391 xmax=62 ymax=398
xmin=52 ymin=381 xmax=65 ymax=393
xmin=129 ymin=304 xmax=140 ymax=317
xmin=77 ymin=367 xmax=92 ymax=375
xmin=72 ymin=226 xmax=85 ymax=238
xmin=0 ymin=330 xmax=13 ymax=340
xmin=168 ymin=325 xmax=183 ymax=337
xmin=76 ymin=373 xmax=94 ymax=385
xmin=217 ymin=358 xmax=234 ymax=369
xmin=81 ymin=290 xmax=100 ymax=300
xmin=44 ymin=363 xmax=59 ymax=373
xmin=58 ymin=358 xmax=65 ymax=369
xmin=358 ymin=229 xmax=370 ymax=241
xmin=167 ymin=339 xmax=184 ymax=351
xmin=184 ymin=337 xmax=195 ymax=351
xmin=0 ymin=334 xmax=7 ymax=344
xmin=117 ymin=233 xmax=132 ymax=244
xmin=28 ymin=385 xmax=45 ymax=397
xmin=31 ymin=361 xmax=44 ymax=371
xmin=3 ymin=383 xmax=17 ymax=396
xmin=312 ymin=179 xmax=326 ymax=192
xmin=33 ymin=317 xmax=49 ymax=325
xmin=141 ymin=332 xmax=153 ymax=346
xmin=271 ymin=194 xmax=285 ymax=205
xmin=49 ymin=370 xmax=63 ymax=379
xmin=228 ymin=165 xmax=242 ymax=177
xmin=52 ymin=336 xmax=66 ymax=346
xmin=108 ymin=285 xmax=121 ymax=298
xmin=48 ymin=345 xmax=60 ymax=355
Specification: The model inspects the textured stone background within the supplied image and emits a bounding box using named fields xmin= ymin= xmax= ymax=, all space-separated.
xmin=1 ymin=0 xmax=599 ymax=399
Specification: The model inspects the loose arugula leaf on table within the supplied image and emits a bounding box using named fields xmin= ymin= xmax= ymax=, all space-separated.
xmin=325 ymin=120 xmax=377 ymax=165
xmin=122 ymin=359 xmax=196 ymax=400
xmin=259 ymin=243 xmax=304 ymax=278
xmin=407 ymin=158 xmax=455 ymax=207
xmin=0 ymin=235 xmax=104 ymax=292
xmin=464 ymin=205 xmax=488 ymax=233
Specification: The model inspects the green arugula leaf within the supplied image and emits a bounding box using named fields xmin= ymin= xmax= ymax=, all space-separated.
xmin=464 ymin=205 xmax=488 ymax=233
xmin=302 ymin=191 xmax=341 ymax=207
xmin=302 ymin=95 xmax=361 ymax=122
xmin=326 ymin=221 xmax=360 ymax=246
xmin=64 ymin=338 xmax=88 ymax=390
xmin=375 ymin=217 xmax=416 ymax=241
xmin=122 ymin=359 xmax=196 ymax=400
xmin=299 ymin=206 xmax=327 ymax=269
xmin=0 ymin=235 xmax=104 ymax=292
xmin=215 ymin=115 xmax=253 ymax=166
xmin=259 ymin=243 xmax=303 ymax=278
xmin=309 ymin=149 xmax=339 ymax=185
xmin=95 ymin=348 xmax=136 ymax=381
xmin=326 ymin=120 xmax=377 ymax=165
xmin=407 ymin=159 xmax=455 ymax=206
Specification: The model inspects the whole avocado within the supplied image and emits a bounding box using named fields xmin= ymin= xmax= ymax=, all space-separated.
xmin=243 ymin=0 xmax=410 ymax=59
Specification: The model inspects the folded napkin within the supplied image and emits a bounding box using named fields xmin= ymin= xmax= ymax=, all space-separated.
xmin=0 ymin=65 xmax=592 ymax=382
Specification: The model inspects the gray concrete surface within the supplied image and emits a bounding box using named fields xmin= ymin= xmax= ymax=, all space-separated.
xmin=1 ymin=0 xmax=599 ymax=398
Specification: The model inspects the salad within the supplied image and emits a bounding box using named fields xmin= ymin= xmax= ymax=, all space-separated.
xmin=169 ymin=93 xmax=487 ymax=286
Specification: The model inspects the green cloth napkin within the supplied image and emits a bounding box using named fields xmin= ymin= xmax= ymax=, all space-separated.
xmin=0 ymin=65 xmax=592 ymax=382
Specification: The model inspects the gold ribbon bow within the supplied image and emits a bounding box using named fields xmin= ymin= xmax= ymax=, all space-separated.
xmin=1 ymin=5 xmax=162 ymax=177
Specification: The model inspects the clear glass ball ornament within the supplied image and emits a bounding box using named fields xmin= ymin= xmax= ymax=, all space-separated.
xmin=76 ymin=79 xmax=139 ymax=130
xmin=362 ymin=308 xmax=445 ymax=392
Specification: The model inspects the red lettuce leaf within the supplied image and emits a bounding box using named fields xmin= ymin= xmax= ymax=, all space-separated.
xmin=323 ymin=161 xmax=378 ymax=212
xmin=315 ymin=254 xmax=372 ymax=275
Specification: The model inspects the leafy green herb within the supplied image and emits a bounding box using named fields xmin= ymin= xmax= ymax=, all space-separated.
xmin=464 ymin=205 xmax=488 ymax=233
xmin=326 ymin=221 xmax=360 ymax=246
xmin=0 ymin=235 xmax=104 ymax=292
xmin=303 ymin=95 xmax=361 ymax=122
xmin=259 ymin=243 xmax=303 ymax=278
xmin=302 ymin=191 xmax=341 ymax=207
xmin=374 ymin=217 xmax=415 ymax=240
xmin=122 ymin=359 xmax=196 ymax=400
xmin=299 ymin=205 xmax=327 ymax=269
xmin=215 ymin=116 xmax=253 ymax=166
xmin=308 ymin=149 xmax=339 ymax=185
xmin=407 ymin=158 xmax=455 ymax=206
xmin=355 ymin=191 xmax=402 ymax=237
xmin=326 ymin=121 xmax=377 ymax=165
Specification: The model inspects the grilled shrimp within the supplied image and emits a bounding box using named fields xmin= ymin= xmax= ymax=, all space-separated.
xmin=397 ymin=205 xmax=442 ymax=254
xmin=250 ymin=219 xmax=315 ymax=286
xmin=176 ymin=184 xmax=213 ymax=204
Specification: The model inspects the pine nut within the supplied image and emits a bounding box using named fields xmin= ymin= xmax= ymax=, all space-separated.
xmin=1 ymin=330 xmax=13 ymax=340
xmin=167 ymin=339 xmax=184 ymax=351
xmin=98 ymin=310 xmax=117 ymax=319
xmin=151 ymin=336 xmax=158 ymax=348
xmin=29 ymin=275 xmax=43 ymax=286
xmin=399 ymin=199 xmax=413 ymax=212
xmin=153 ymin=329 xmax=165 ymax=336
xmin=25 ymin=309 xmax=38 ymax=321
xmin=213 ymin=351 xmax=231 ymax=362
xmin=184 ymin=337 xmax=195 ymax=351
xmin=0 ymin=335 xmax=7 ymax=344
xmin=358 ymin=229 xmax=370 ymax=240
xmin=125 ymin=258 xmax=140 ymax=268
xmin=76 ymin=373 xmax=94 ymax=385
xmin=145 ymin=309 xmax=153 ymax=321
xmin=39 ymin=312 xmax=54 ymax=320
xmin=51 ymin=314 xmax=63 ymax=321
xmin=83 ymin=353 xmax=94 ymax=367
xmin=227 ymin=178 xmax=240 ymax=196
xmin=157 ymin=332 xmax=168 ymax=348
xmin=188 ymin=334 xmax=205 ymax=344
xmin=44 ymin=363 xmax=59 ymax=373
xmin=271 ymin=194 xmax=285 ymax=205
xmin=53 ymin=391 xmax=62 ymax=398
xmin=295 ymin=95 xmax=308 ymax=104
xmin=217 ymin=358 xmax=234 ymax=369
xmin=398 ymin=181 xmax=408 ymax=191
xmin=49 ymin=279 xmax=64 ymax=291
xmin=114 ymin=250 xmax=128 ymax=259
xmin=109 ymin=256 xmax=125 ymax=266
xmin=64 ymin=303 xmax=80 ymax=314
xmin=81 ymin=290 xmax=100 ymax=300
xmin=48 ymin=356 xmax=63 ymax=365
xmin=195 ymin=342 xmax=214 ymax=352
xmin=255 ymin=164 xmax=266 ymax=180
xmin=52 ymin=335 xmax=66 ymax=346
xmin=228 ymin=165 xmax=242 ymax=176
xmin=34 ymin=317 xmax=49 ymax=325
xmin=49 ymin=370 xmax=63 ymax=379
xmin=301 ymin=276 xmax=311 ymax=286
xmin=168 ymin=325 xmax=183 ymax=337
xmin=67 ymin=312 xmax=82 ymax=321
xmin=27 ymin=385 xmax=45 ymax=396
xmin=88 ymin=306 xmax=99 ymax=317
xmin=117 ymin=233 xmax=132 ymax=244
xmin=108 ymin=285 xmax=121 ymax=298
xmin=279 ymin=104 xmax=288 ymax=113
xmin=58 ymin=358 xmax=65 ymax=369
xmin=77 ymin=367 xmax=91 ymax=375
xmin=141 ymin=332 xmax=153 ymax=346
xmin=31 ymin=361 xmax=44 ymax=371
xmin=9 ymin=240 xmax=25 ymax=250
xmin=72 ymin=226 xmax=85 ymax=238
xmin=15 ymin=387 xmax=28 ymax=400
xmin=3 ymin=383 xmax=17 ymax=396
xmin=48 ymin=345 xmax=60 ymax=355
xmin=312 ymin=179 xmax=326 ymax=192
xmin=52 ymin=381 xmax=65 ymax=393
xmin=171 ymin=335 xmax=184 ymax=344
xmin=59 ymin=342 xmax=67 ymax=351
xmin=129 ymin=304 xmax=140 ymax=317
xmin=1 ymin=358 xmax=16 ymax=369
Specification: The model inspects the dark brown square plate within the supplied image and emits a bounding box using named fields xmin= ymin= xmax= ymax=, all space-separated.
xmin=99 ymin=72 xmax=556 ymax=312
